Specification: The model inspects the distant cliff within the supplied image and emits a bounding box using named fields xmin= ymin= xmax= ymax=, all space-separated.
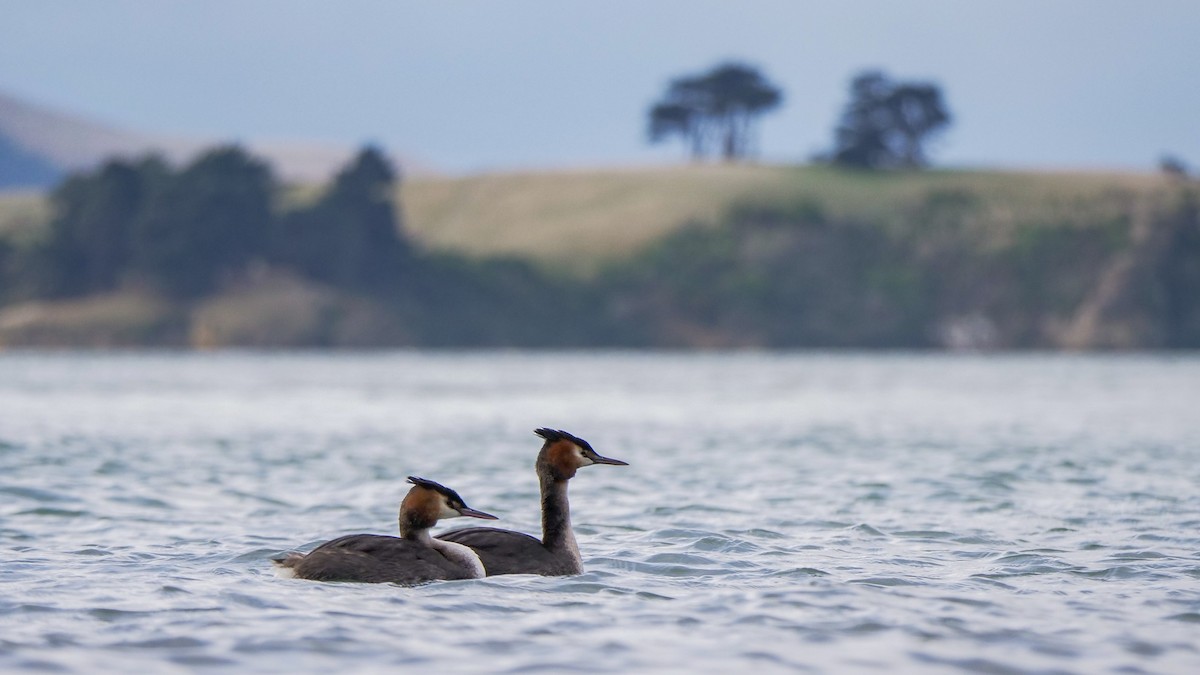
xmin=598 ymin=184 xmax=1200 ymax=349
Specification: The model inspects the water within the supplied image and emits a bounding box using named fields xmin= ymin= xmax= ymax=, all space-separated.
xmin=1 ymin=352 xmax=1198 ymax=673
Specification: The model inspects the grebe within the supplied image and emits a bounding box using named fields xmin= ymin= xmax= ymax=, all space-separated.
xmin=438 ymin=428 xmax=627 ymax=576
xmin=272 ymin=476 xmax=498 ymax=585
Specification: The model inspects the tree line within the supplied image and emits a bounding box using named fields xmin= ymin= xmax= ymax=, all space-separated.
xmin=0 ymin=146 xmax=610 ymax=346
xmin=5 ymin=146 xmax=407 ymax=300
xmin=648 ymin=63 xmax=952 ymax=170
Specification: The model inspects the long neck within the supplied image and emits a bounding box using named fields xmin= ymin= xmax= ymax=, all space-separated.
xmin=403 ymin=518 xmax=485 ymax=577
xmin=402 ymin=526 xmax=433 ymax=546
xmin=399 ymin=506 xmax=435 ymax=545
xmin=430 ymin=538 xmax=486 ymax=578
xmin=540 ymin=473 xmax=578 ymax=556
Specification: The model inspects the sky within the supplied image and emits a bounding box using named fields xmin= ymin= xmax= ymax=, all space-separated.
xmin=2 ymin=0 xmax=1198 ymax=174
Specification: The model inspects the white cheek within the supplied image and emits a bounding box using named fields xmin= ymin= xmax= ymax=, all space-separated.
xmin=439 ymin=503 xmax=461 ymax=519
xmin=576 ymin=446 xmax=594 ymax=466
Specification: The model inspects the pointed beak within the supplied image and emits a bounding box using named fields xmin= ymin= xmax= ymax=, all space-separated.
xmin=457 ymin=506 xmax=499 ymax=520
xmin=591 ymin=453 xmax=629 ymax=466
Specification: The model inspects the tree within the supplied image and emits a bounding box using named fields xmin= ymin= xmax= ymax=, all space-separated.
xmin=131 ymin=146 xmax=274 ymax=297
xmin=272 ymin=146 xmax=408 ymax=292
xmin=648 ymin=62 xmax=783 ymax=162
xmin=1159 ymin=154 xmax=1190 ymax=178
xmin=38 ymin=157 xmax=166 ymax=296
xmin=828 ymin=70 xmax=951 ymax=170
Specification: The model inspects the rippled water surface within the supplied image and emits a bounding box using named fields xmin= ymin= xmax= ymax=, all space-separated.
xmin=2 ymin=352 xmax=1199 ymax=673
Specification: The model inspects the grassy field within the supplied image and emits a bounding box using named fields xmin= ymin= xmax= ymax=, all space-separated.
xmin=0 ymin=190 xmax=51 ymax=243
xmin=3 ymin=164 xmax=1180 ymax=269
xmin=400 ymin=164 xmax=1176 ymax=272
xmin=400 ymin=164 xmax=796 ymax=267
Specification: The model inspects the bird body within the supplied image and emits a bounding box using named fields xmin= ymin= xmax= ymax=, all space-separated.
xmin=439 ymin=428 xmax=626 ymax=576
xmin=273 ymin=476 xmax=496 ymax=585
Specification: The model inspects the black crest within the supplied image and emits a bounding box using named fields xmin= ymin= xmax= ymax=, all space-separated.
xmin=534 ymin=427 xmax=593 ymax=452
xmin=406 ymin=476 xmax=465 ymax=506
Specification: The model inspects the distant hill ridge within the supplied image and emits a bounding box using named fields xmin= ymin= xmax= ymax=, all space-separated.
xmin=1 ymin=160 xmax=1196 ymax=350
xmin=0 ymin=90 xmax=370 ymax=188
xmin=0 ymin=130 xmax=60 ymax=187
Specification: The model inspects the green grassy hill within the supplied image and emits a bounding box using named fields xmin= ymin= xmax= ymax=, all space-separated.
xmin=5 ymin=163 xmax=1178 ymax=265
xmin=0 ymin=190 xmax=51 ymax=243
xmin=399 ymin=164 xmax=1177 ymax=272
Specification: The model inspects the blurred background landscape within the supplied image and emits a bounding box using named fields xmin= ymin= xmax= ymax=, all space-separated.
xmin=1 ymin=1 xmax=1197 ymax=350
xmin=4 ymin=6 xmax=1200 ymax=672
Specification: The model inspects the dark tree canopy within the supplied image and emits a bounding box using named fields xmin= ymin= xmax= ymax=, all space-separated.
xmin=828 ymin=70 xmax=951 ymax=170
xmin=41 ymin=159 xmax=155 ymax=295
xmin=648 ymin=62 xmax=783 ymax=162
xmin=131 ymin=146 xmax=274 ymax=297
xmin=1160 ymin=155 xmax=1190 ymax=178
xmin=29 ymin=147 xmax=275 ymax=299
xmin=19 ymin=144 xmax=414 ymax=303
xmin=272 ymin=146 xmax=408 ymax=291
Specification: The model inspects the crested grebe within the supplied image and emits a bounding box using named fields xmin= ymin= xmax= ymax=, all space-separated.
xmin=438 ymin=428 xmax=627 ymax=576
xmin=272 ymin=476 xmax=498 ymax=585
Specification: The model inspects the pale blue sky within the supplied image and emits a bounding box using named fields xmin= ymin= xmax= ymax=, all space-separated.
xmin=2 ymin=0 xmax=1197 ymax=173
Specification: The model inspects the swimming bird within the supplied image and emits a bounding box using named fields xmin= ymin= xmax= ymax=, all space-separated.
xmin=438 ymin=428 xmax=627 ymax=576
xmin=272 ymin=476 xmax=498 ymax=585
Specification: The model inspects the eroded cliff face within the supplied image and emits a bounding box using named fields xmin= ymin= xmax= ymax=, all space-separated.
xmin=928 ymin=190 xmax=1200 ymax=351
xmin=1055 ymin=192 xmax=1200 ymax=350
xmin=602 ymin=185 xmax=1200 ymax=351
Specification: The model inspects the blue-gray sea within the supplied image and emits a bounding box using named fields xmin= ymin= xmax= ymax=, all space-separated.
xmin=1 ymin=352 xmax=1198 ymax=674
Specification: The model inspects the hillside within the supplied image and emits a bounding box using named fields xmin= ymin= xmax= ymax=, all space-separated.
xmin=0 ymin=190 xmax=50 ymax=242
xmin=4 ymin=163 xmax=1182 ymax=263
xmin=401 ymin=164 xmax=1174 ymax=272
xmin=2 ymin=162 xmax=1196 ymax=350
